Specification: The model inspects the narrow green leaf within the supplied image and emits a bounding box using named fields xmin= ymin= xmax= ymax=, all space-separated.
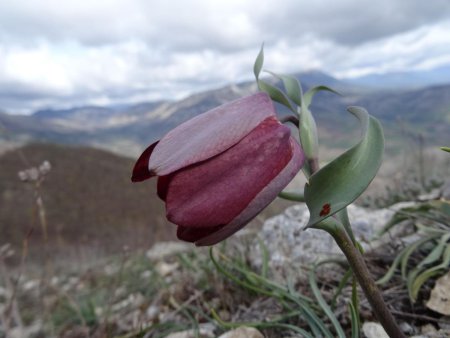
xmin=351 ymin=276 xmax=360 ymax=331
xmin=331 ymin=268 xmax=352 ymax=308
xmin=303 ymin=85 xmax=340 ymax=109
xmin=348 ymin=301 xmax=360 ymax=338
xmin=431 ymin=200 xmax=450 ymax=218
xmin=401 ymin=235 xmax=437 ymax=278
xmin=377 ymin=248 xmax=406 ymax=285
xmin=376 ymin=213 xmax=409 ymax=237
xmin=258 ymin=80 xmax=297 ymax=113
xmin=410 ymin=244 xmax=450 ymax=301
xmin=406 ymin=267 xmax=422 ymax=301
xmin=419 ymin=233 xmax=450 ymax=267
xmin=265 ymin=71 xmax=302 ymax=107
xmin=441 ymin=146 xmax=450 ymax=153
xmin=309 ymin=265 xmax=346 ymax=338
xmin=253 ymin=44 xmax=264 ymax=81
xmin=304 ymin=107 xmax=384 ymax=226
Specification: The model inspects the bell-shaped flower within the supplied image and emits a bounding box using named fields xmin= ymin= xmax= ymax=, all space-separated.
xmin=132 ymin=92 xmax=304 ymax=246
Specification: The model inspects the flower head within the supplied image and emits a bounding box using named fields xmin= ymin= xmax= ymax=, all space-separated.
xmin=132 ymin=92 xmax=304 ymax=246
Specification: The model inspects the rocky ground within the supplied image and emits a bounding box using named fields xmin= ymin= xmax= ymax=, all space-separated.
xmin=1 ymin=190 xmax=449 ymax=337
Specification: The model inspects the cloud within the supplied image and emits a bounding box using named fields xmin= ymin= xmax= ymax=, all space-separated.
xmin=2 ymin=0 xmax=450 ymax=49
xmin=1 ymin=0 xmax=450 ymax=113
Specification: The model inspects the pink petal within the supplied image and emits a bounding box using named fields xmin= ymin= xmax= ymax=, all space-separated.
xmin=165 ymin=116 xmax=293 ymax=231
xmin=131 ymin=141 xmax=158 ymax=182
xmin=195 ymin=138 xmax=304 ymax=246
xmin=149 ymin=93 xmax=276 ymax=175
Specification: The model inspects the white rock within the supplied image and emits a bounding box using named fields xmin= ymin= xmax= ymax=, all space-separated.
xmin=427 ymin=271 xmax=450 ymax=315
xmin=218 ymin=327 xmax=264 ymax=338
xmin=165 ymin=323 xmax=215 ymax=338
xmin=146 ymin=241 xmax=192 ymax=260
xmin=155 ymin=261 xmax=179 ymax=277
xmin=249 ymin=203 xmax=407 ymax=279
xmin=362 ymin=322 xmax=389 ymax=338
xmin=146 ymin=305 xmax=159 ymax=320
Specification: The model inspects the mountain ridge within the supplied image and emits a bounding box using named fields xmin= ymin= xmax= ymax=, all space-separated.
xmin=1 ymin=71 xmax=449 ymax=157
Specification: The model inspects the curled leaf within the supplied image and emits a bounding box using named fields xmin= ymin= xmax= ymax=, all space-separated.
xmin=303 ymin=85 xmax=340 ymax=109
xmin=305 ymin=106 xmax=384 ymax=227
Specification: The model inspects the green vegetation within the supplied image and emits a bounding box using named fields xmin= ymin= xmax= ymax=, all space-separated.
xmin=377 ymin=200 xmax=450 ymax=302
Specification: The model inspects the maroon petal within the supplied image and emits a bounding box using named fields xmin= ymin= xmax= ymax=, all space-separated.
xmin=149 ymin=93 xmax=276 ymax=175
xmin=131 ymin=141 xmax=159 ymax=182
xmin=195 ymin=138 xmax=304 ymax=246
xmin=165 ymin=116 xmax=293 ymax=231
xmin=157 ymin=175 xmax=172 ymax=201
xmin=176 ymin=224 xmax=226 ymax=243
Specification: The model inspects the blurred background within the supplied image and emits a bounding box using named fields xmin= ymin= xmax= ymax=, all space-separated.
xmin=1 ymin=0 xmax=450 ymax=265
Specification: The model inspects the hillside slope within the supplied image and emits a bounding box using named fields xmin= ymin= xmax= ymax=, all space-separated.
xmin=1 ymin=73 xmax=449 ymax=158
xmin=0 ymin=143 xmax=170 ymax=259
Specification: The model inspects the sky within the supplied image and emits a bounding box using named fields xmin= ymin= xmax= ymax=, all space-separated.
xmin=1 ymin=0 xmax=450 ymax=114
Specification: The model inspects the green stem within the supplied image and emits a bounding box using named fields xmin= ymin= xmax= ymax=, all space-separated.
xmin=327 ymin=224 xmax=406 ymax=338
xmin=278 ymin=191 xmax=305 ymax=202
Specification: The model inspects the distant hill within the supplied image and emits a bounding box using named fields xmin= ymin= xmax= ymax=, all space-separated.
xmin=344 ymin=64 xmax=450 ymax=90
xmin=0 ymin=143 xmax=170 ymax=261
xmin=1 ymin=72 xmax=449 ymax=158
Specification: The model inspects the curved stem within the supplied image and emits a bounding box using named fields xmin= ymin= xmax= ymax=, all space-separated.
xmin=328 ymin=224 xmax=406 ymax=338
xmin=278 ymin=191 xmax=305 ymax=202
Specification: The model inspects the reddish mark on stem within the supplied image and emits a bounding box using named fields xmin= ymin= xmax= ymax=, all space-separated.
xmin=320 ymin=203 xmax=331 ymax=217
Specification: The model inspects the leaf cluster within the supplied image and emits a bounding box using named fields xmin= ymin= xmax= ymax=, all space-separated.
xmin=377 ymin=200 xmax=450 ymax=302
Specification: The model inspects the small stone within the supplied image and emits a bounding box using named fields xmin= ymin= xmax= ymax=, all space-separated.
xmin=165 ymin=323 xmax=215 ymax=338
xmin=400 ymin=321 xmax=415 ymax=335
xmin=426 ymin=271 xmax=450 ymax=315
xmin=362 ymin=322 xmax=389 ymax=338
xmin=421 ymin=324 xmax=438 ymax=335
xmin=146 ymin=305 xmax=159 ymax=320
xmin=155 ymin=261 xmax=179 ymax=277
xmin=218 ymin=326 xmax=264 ymax=338
xmin=146 ymin=241 xmax=191 ymax=260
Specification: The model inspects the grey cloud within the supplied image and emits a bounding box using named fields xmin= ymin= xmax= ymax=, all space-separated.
xmin=254 ymin=0 xmax=450 ymax=46
xmin=2 ymin=0 xmax=449 ymax=51
xmin=1 ymin=0 xmax=450 ymax=113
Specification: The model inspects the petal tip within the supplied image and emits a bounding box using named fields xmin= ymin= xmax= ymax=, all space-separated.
xmin=131 ymin=169 xmax=156 ymax=182
xmin=131 ymin=141 xmax=159 ymax=183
